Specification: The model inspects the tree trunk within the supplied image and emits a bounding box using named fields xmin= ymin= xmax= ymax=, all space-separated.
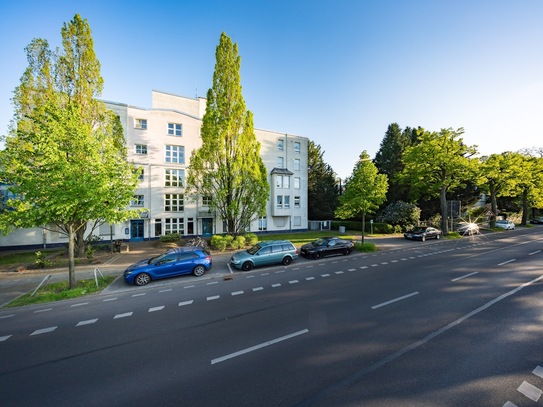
xmin=440 ymin=185 xmax=448 ymax=235
xmin=68 ymin=224 xmax=76 ymax=289
xmin=75 ymin=225 xmax=86 ymax=258
xmin=361 ymin=212 xmax=366 ymax=244
xmin=522 ymin=187 xmax=529 ymax=225
xmin=490 ymin=182 xmax=497 ymax=228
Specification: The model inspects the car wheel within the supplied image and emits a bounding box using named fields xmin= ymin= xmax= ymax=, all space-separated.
xmin=421 ymin=235 xmax=426 ymax=242
xmin=282 ymin=256 xmax=292 ymax=265
xmin=135 ymin=273 xmax=151 ymax=286
xmin=242 ymin=261 xmax=253 ymax=271
xmin=313 ymin=251 xmax=323 ymax=260
xmin=436 ymin=234 xmax=440 ymax=240
xmin=343 ymin=248 xmax=351 ymax=255
xmin=193 ymin=265 xmax=206 ymax=277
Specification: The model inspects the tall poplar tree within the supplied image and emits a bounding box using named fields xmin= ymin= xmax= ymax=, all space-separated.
xmin=187 ymin=33 xmax=269 ymax=236
xmin=0 ymin=15 xmax=140 ymax=288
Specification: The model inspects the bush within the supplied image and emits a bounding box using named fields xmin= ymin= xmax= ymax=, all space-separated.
xmin=35 ymin=251 xmax=52 ymax=268
xmin=354 ymin=242 xmax=377 ymax=252
xmin=230 ymin=235 xmax=246 ymax=250
xmin=244 ymin=233 xmax=259 ymax=246
xmin=160 ymin=233 xmax=181 ymax=243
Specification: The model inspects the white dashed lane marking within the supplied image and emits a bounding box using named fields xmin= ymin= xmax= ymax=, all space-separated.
xmin=76 ymin=319 xmax=98 ymax=326
xmin=113 ymin=312 xmax=133 ymax=319
xmin=31 ymin=326 xmax=57 ymax=335
xmin=149 ymin=306 xmax=165 ymax=312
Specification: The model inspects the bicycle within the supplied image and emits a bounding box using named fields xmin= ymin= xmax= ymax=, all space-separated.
xmin=185 ymin=236 xmax=208 ymax=247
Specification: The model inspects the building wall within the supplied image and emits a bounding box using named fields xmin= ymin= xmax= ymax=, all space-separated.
xmin=0 ymin=91 xmax=308 ymax=248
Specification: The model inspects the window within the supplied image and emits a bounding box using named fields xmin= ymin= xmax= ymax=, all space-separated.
xmin=131 ymin=195 xmax=144 ymax=207
xmin=202 ymin=196 xmax=212 ymax=206
xmin=137 ymin=167 xmax=144 ymax=182
xmin=284 ymin=195 xmax=290 ymax=209
xmin=165 ymin=194 xmax=184 ymax=211
xmin=155 ymin=219 xmax=162 ymax=237
xmin=294 ymin=159 xmax=300 ymax=171
xmin=276 ymin=195 xmax=283 ymax=209
xmin=276 ymin=175 xmax=282 ymax=189
xmin=294 ymin=196 xmax=300 ymax=208
xmin=294 ymin=142 xmax=301 ymax=153
xmin=135 ymin=119 xmax=147 ymax=130
xmin=165 ymin=145 xmax=185 ymax=164
xmin=294 ymin=177 xmax=300 ymax=189
xmin=135 ymin=144 xmax=147 ymax=154
xmin=277 ymin=157 xmax=284 ymax=168
xmin=283 ymin=176 xmax=290 ymax=189
xmin=277 ymin=139 xmax=284 ymax=151
xmin=99 ymin=223 xmax=115 ymax=235
xmin=165 ymin=218 xmax=184 ymax=234
xmin=165 ymin=169 xmax=184 ymax=187
xmin=168 ymin=123 xmax=182 ymax=137
xmin=258 ymin=216 xmax=267 ymax=231
xmin=293 ymin=216 xmax=302 ymax=226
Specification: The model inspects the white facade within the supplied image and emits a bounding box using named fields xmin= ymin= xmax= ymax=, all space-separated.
xmin=0 ymin=90 xmax=308 ymax=248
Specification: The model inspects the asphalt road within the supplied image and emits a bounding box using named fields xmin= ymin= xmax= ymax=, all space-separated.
xmin=1 ymin=228 xmax=543 ymax=406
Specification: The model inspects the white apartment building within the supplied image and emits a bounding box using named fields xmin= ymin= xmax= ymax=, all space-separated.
xmin=0 ymin=90 xmax=308 ymax=249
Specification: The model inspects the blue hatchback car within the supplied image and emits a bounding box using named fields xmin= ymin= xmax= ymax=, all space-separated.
xmin=123 ymin=247 xmax=212 ymax=286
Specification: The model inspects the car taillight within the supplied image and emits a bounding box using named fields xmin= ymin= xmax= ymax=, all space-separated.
xmin=295 ymin=248 xmax=299 ymax=254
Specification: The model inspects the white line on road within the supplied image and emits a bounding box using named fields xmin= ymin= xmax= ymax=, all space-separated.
xmin=103 ymin=297 xmax=117 ymax=302
xmin=76 ymin=319 xmax=98 ymax=326
xmin=31 ymin=326 xmax=57 ymax=335
xmin=207 ymin=295 xmax=220 ymax=301
xmin=451 ymin=272 xmax=479 ymax=282
xmin=149 ymin=306 xmax=165 ymax=312
xmin=231 ymin=291 xmax=244 ymax=296
xmin=113 ymin=312 xmax=133 ymax=319
xmin=132 ymin=293 xmax=146 ymax=297
xmin=34 ymin=308 xmax=53 ymax=313
xmin=0 ymin=335 xmax=12 ymax=341
xmin=179 ymin=300 xmax=193 ymax=306
xmin=253 ymin=287 xmax=263 ymax=291
xmin=371 ymin=292 xmax=419 ymax=310
xmin=71 ymin=302 xmax=89 ymax=307
xmin=272 ymin=284 xmax=281 ymax=288
xmin=0 ymin=314 xmax=14 ymax=319
xmin=159 ymin=289 xmax=172 ymax=293
xmin=517 ymin=381 xmax=542 ymax=402
xmin=529 ymin=250 xmax=541 ymax=256
xmin=533 ymin=365 xmax=543 ymax=379
xmin=211 ymin=329 xmax=309 ymax=365
xmin=498 ymin=259 xmax=516 ymax=266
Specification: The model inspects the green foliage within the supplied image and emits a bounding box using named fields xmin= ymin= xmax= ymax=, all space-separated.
xmin=354 ymin=242 xmax=377 ymax=252
xmin=186 ymin=32 xmax=269 ymax=236
xmin=308 ymin=141 xmax=339 ymax=219
xmin=35 ymin=251 xmax=53 ymax=268
xmin=85 ymin=245 xmax=96 ymax=261
xmin=399 ymin=127 xmax=478 ymax=233
xmin=377 ymin=201 xmax=421 ymax=231
xmin=0 ymin=14 xmax=140 ymax=288
xmin=160 ymin=233 xmax=181 ymax=243
xmin=244 ymin=233 xmax=259 ymax=246
xmin=231 ymin=235 xmax=246 ymax=250
xmin=210 ymin=235 xmax=230 ymax=251
xmin=6 ymin=276 xmax=115 ymax=308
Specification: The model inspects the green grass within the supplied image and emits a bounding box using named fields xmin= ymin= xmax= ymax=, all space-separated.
xmin=6 ymin=276 xmax=115 ymax=308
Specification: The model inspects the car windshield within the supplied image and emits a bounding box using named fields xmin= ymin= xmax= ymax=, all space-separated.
xmin=247 ymin=244 xmax=262 ymax=255
xmin=148 ymin=253 xmax=169 ymax=265
xmin=312 ymin=238 xmax=327 ymax=246
xmin=412 ymin=228 xmax=427 ymax=233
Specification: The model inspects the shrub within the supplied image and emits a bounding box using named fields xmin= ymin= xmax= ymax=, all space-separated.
xmin=230 ymin=235 xmax=246 ymax=250
xmin=211 ymin=235 xmax=228 ymax=251
xmin=354 ymin=242 xmax=377 ymax=252
xmin=35 ymin=251 xmax=52 ymax=268
xmin=244 ymin=233 xmax=259 ymax=246
xmin=160 ymin=233 xmax=181 ymax=243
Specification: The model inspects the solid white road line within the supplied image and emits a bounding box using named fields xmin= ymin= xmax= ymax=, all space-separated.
xmin=371 ymin=292 xmax=419 ymax=310
xmin=211 ymin=329 xmax=309 ymax=365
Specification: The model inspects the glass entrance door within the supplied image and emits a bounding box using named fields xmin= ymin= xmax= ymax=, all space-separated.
xmin=130 ymin=220 xmax=144 ymax=241
xmin=202 ymin=218 xmax=213 ymax=236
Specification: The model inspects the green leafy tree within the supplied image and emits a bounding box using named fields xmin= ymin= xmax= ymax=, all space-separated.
xmin=516 ymin=153 xmax=543 ymax=224
xmin=335 ymin=151 xmax=388 ymax=243
xmin=186 ymin=33 xmax=269 ymax=236
xmin=0 ymin=14 xmax=140 ymax=288
xmin=377 ymin=201 xmax=421 ymax=231
xmin=399 ymin=127 xmax=478 ymax=234
xmin=479 ymin=152 xmax=524 ymax=226
xmin=307 ymin=141 xmax=339 ymax=220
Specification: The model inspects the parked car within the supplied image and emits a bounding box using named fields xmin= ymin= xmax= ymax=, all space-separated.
xmin=404 ymin=226 xmax=442 ymax=241
xmin=230 ymin=240 xmax=298 ymax=271
xmin=124 ymin=247 xmax=212 ymax=286
xmin=495 ymin=219 xmax=515 ymax=230
xmin=530 ymin=217 xmax=543 ymax=224
xmin=456 ymin=222 xmax=480 ymax=235
xmin=300 ymin=237 xmax=354 ymax=259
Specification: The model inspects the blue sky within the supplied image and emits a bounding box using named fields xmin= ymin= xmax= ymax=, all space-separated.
xmin=1 ymin=0 xmax=542 ymax=178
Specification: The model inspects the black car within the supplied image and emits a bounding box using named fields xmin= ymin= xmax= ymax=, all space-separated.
xmin=530 ymin=217 xmax=543 ymax=224
xmin=404 ymin=226 xmax=442 ymax=241
xmin=300 ymin=237 xmax=354 ymax=259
